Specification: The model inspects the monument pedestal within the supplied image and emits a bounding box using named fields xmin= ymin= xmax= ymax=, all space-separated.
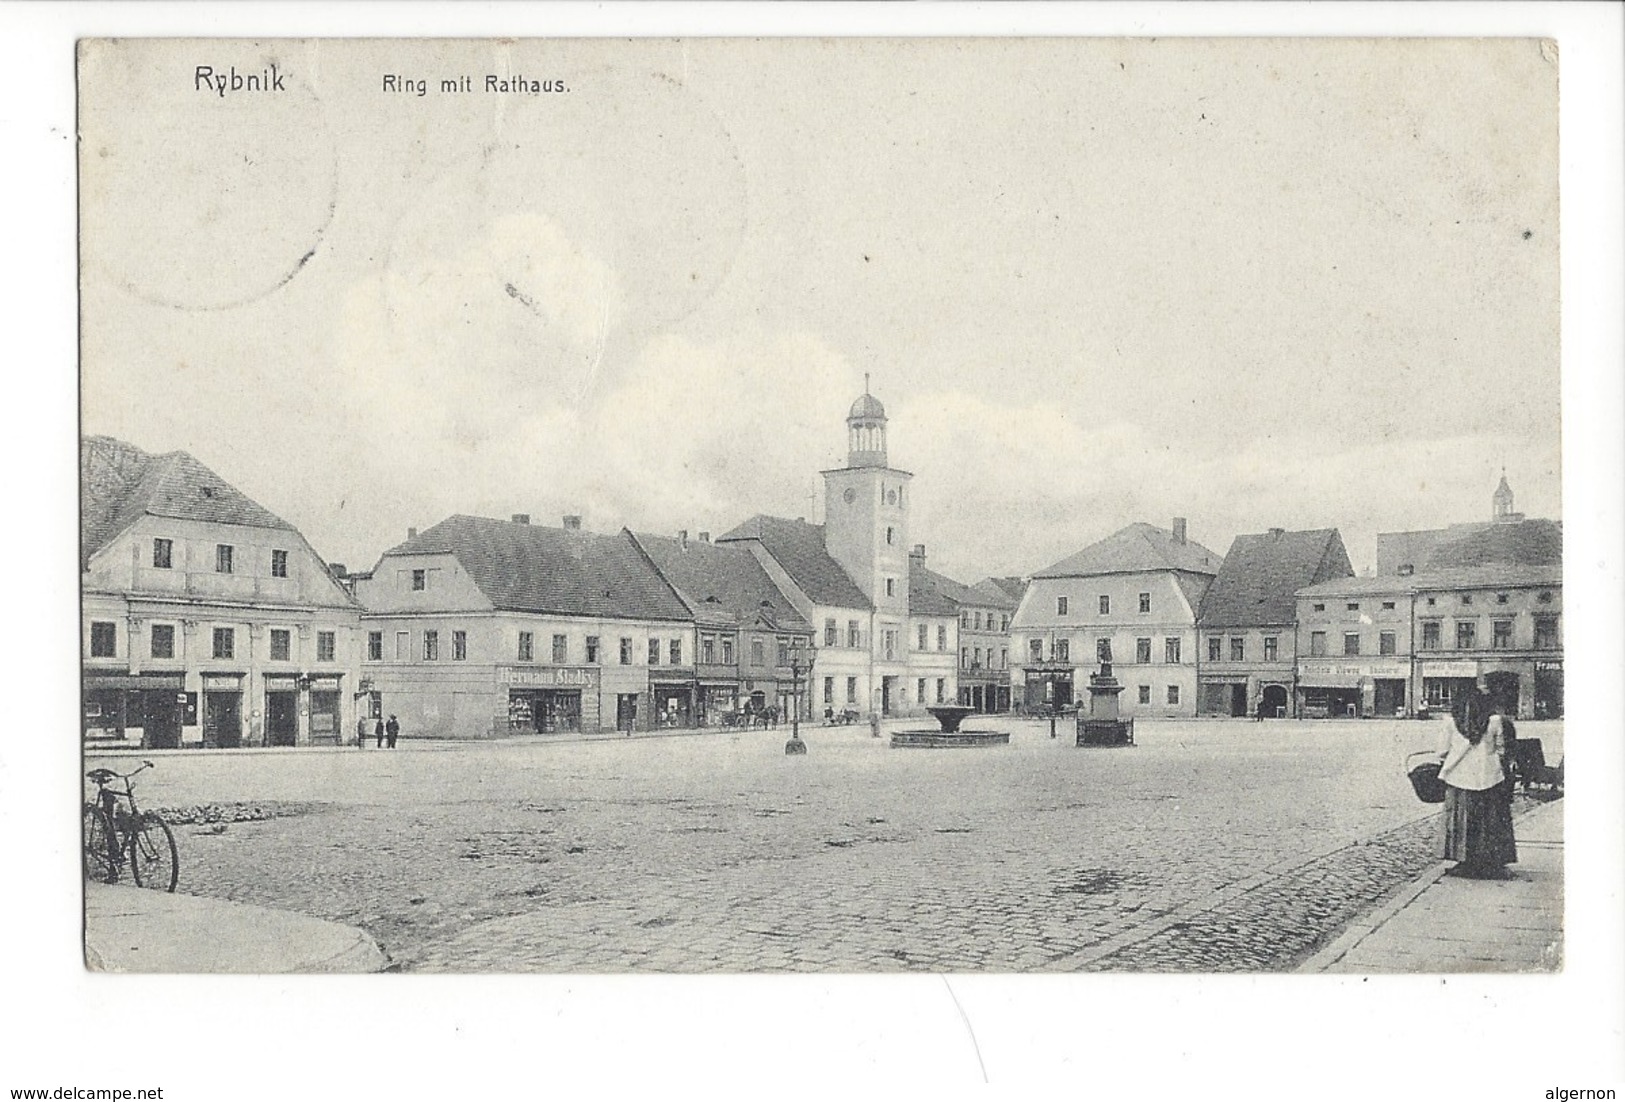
xmin=1077 ymin=663 xmax=1135 ymax=747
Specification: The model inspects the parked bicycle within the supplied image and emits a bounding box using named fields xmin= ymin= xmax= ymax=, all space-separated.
xmin=83 ymin=760 xmax=178 ymax=892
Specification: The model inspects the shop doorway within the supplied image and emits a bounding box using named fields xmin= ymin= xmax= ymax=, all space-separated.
xmin=1229 ymin=684 xmax=1248 ymax=717
xmin=881 ymin=676 xmax=895 ymax=716
xmin=310 ymin=690 xmax=341 ymax=744
xmin=204 ymin=691 xmax=242 ymax=748
xmin=1482 ymin=672 xmax=1521 ymax=717
xmin=616 ymin=694 xmax=639 ymax=733
xmin=1373 ymin=678 xmax=1407 ymax=718
xmin=1259 ymin=684 xmax=1288 ymax=719
xmin=265 ymin=690 xmax=298 ymax=747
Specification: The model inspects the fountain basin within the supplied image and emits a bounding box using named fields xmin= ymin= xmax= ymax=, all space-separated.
xmin=890 ymin=729 xmax=1011 ymax=749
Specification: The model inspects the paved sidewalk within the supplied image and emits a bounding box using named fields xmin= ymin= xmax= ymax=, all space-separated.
xmin=1301 ymin=799 xmax=1563 ymax=973
xmin=85 ymin=881 xmax=389 ymax=973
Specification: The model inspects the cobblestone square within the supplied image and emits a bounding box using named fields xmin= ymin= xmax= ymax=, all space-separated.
xmin=89 ymin=717 xmax=1563 ymax=972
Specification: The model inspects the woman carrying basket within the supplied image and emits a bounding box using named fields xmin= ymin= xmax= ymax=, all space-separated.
xmin=1436 ymin=686 xmax=1518 ymax=879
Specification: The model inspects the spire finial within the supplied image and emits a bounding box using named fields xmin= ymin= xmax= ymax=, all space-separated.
xmin=864 ymin=372 xmax=870 ymax=396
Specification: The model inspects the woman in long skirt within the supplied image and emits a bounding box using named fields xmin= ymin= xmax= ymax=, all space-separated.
xmin=1437 ymin=687 xmax=1518 ymax=878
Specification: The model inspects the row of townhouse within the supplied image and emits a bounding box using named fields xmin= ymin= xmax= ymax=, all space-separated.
xmin=1006 ymin=477 xmax=1561 ymax=721
xmin=81 ymin=387 xmax=1030 ymax=746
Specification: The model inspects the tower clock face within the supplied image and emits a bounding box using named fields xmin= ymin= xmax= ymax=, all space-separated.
xmin=843 ymin=488 xmax=857 ymax=504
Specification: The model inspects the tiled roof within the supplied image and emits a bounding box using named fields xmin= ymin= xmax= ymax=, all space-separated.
xmin=973 ymin=577 xmax=1026 ymax=608
xmin=81 ymin=435 xmax=292 ymax=566
xmin=385 ymin=515 xmax=692 ymax=621
xmin=1033 ymin=523 xmax=1221 ymax=579
xmin=1297 ymin=563 xmax=1562 ymax=599
xmin=1198 ymin=529 xmax=1353 ymax=628
xmin=909 ymin=562 xmax=970 ymax=618
xmin=1376 ymin=518 xmax=1562 ymax=575
xmin=631 ymin=533 xmax=812 ymax=633
xmin=715 ymin=515 xmax=871 ymax=609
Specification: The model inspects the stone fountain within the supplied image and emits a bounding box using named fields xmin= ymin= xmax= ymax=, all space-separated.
xmin=889 ymin=704 xmax=1011 ymax=749
xmin=1077 ymin=662 xmax=1135 ymax=747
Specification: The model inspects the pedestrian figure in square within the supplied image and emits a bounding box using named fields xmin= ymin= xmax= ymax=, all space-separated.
xmin=375 ymin=717 xmax=385 ymax=749
xmin=1436 ymin=686 xmax=1518 ymax=879
xmin=385 ymin=714 xmax=400 ymax=749
xmin=356 ymin=715 xmax=370 ymax=749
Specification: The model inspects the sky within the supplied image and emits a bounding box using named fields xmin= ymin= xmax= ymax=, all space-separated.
xmin=79 ymin=37 xmax=1561 ymax=582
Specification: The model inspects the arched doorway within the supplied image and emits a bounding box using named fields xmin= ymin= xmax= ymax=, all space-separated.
xmin=1259 ymin=684 xmax=1288 ymax=719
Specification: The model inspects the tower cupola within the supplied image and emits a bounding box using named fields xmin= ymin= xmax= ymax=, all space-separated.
xmin=847 ymin=374 xmax=888 ymax=468
xmin=1492 ymin=470 xmax=1519 ymax=522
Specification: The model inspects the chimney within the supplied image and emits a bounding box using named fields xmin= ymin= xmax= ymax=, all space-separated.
xmin=698 ymin=531 xmax=710 ymax=543
xmin=796 ymin=516 xmax=805 ymax=523
xmin=679 ymin=529 xmax=689 ymax=549
xmin=511 ymin=513 xmax=530 ymax=525
xmin=562 ymin=515 xmax=582 ymax=530
xmin=407 ymin=527 xmax=418 ymax=540
xmin=1268 ymin=527 xmax=1284 ymax=538
xmin=910 ymin=544 xmax=926 ymax=564
xmin=1172 ymin=517 xmax=1188 ymax=545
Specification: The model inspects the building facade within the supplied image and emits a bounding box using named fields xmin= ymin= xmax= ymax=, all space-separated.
xmin=81 ymin=436 xmax=362 ymax=749
xmin=1196 ymin=527 xmax=1353 ymax=718
xmin=1011 ymin=520 xmax=1220 ymax=717
xmin=1292 ymin=576 xmax=1417 ymax=718
xmin=354 ymin=514 xmax=695 ymax=737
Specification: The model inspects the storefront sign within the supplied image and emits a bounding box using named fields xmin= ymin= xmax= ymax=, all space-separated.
xmin=502 ymin=666 xmax=597 ymax=689
xmin=1299 ymin=662 xmax=1407 ymax=680
xmin=1419 ymin=661 xmax=1479 ymax=678
xmin=1535 ymin=661 xmax=1562 ymax=672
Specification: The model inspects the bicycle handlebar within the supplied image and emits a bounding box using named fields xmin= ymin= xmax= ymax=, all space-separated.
xmin=86 ymin=761 xmax=155 ymax=785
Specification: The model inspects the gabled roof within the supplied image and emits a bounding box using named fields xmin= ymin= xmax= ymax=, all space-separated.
xmin=715 ymin=515 xmax=871 ymax=609
xmin=1376 ymin=518 xmax=1562 ymax=575
xmin=972 ymin=577 xmax=1025 ymax=608
xmin=384 ymin=515 xmax=691 ymax=621
xmin=1198 ymin=529 xmax=1353 ymax=628
xmin=1033 ymin=523 xmax=1221 ymax=580
xmin=909 ymin=562 xmax=971 ymax=618
xmin=81 ymin=435 xmax=292 ymax=567
xmin=630 ymin=533 xmax=812 ymax=634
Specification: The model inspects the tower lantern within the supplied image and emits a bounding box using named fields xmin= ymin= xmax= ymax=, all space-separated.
xmin=847 ymin=373 xmax=888 ymax=468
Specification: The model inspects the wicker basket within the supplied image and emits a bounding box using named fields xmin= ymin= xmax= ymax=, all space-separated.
xmin=1406 ymin=752 xmax=1447 ymax=804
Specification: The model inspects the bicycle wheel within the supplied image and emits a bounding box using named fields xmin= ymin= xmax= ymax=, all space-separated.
xmin=83 ymin=805 xmax=118 ymax=884
xmin=130 ymin=813 xmax=178 ymax=892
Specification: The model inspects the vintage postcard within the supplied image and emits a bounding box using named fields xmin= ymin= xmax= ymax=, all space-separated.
xmin=78 ymin=34 xmax=1567 ymax=983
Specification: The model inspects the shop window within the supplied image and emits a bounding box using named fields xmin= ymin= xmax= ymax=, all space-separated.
xmin=1309 ymin=631 xmax=1327 ymax=657
xmin=453 ymin=631 xmax=467 ymax=661
xmin=1095 ymin=638 xmax=1110 ymax=663
xmin=1343 ymin=633 xmax=1360 ymax=656
xmin=152 ymin=538 xmax=172 ymax=569
xmin=1166 ymin=637 xmax=1181 ymax=664
xmin=823 ymin=677 xmax=834 ymax=704
xmin=553 ymin=634 xmax=568 ymax=663
xmin=1207 ymin=637 xmax=1222 ymax=662
xmin=1166 ymin=685 xmax=1180 ymax=705
xmin=422 ymin=631 xmax=437 ymax=662
xmin=1138 ymin=685 xmax=1150 ymax=704
xmin=619 ymin=638 xmax=633 ymax=665
xmin=150 ymin=623 xmax=175 ymax=660
xmin=937 ymin=625 xmax=947 ymax=651
xmin=1455 ymin=622 xmax=1477 ymax=649
xmin=518 ymin=632 xmax=534 ymax=662
xmin=90 ymin=621 xmax=116 ymax=658
xmin=270 ymin=628 xmax=291 ymax=661
xmin=1262 ymin=636 xmax=1278 ymax=662
xmin=212 ymin=627 xmax=234 ymax=660
xmin=1379 ymin=631 xmax=1397 ymax=656
xmin=1421 ymin=621 xmax=1441 ymax=650
xmin=1230 ymin=637 xmax=1245 ymax=662
xmin=1136 ymin=638 xmax=1152 ymax=664
xmin=1098 ymin=595 xmax=1110 ymax=615
xmin=367 ymin=631 xmax=382 ymax=661
xmin=1492 ymin=621 xmax=1513 ymax=649
xmin=1534 ymin=617 xmax=1559 ymax=649
xmin=1057 ymin=596 xmax=1069 ymax=616
xmin=585 ymin=636 xmax=599 ymax=663
xmin=846 ymin=677 xmax=857 ymax=704
xmin=649 ymin=639 xmax=661 ymax=665
xmin=215 ymin=544 xmax=233 ymax=574
xmin=272 ymin=549 xmax=288 ymax=578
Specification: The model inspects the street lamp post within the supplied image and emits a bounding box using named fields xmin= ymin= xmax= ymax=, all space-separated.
xmin=785 ymin=637 xmax=807 ymax=755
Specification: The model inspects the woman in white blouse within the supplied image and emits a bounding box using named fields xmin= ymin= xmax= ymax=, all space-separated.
xmin=1436 ymin=686 xmax=1518 ymax=879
